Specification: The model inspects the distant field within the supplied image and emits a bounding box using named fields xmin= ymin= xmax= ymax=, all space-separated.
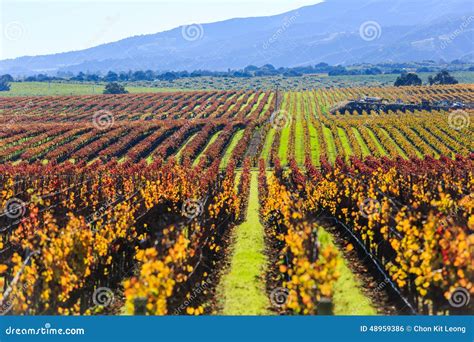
xmin=1 ymin=71 xmax=473 ymax=96
xmin=0 ymin=82 xmax=187 ymax=97
xmin=133 ymin=71 xmax=474 ymax=90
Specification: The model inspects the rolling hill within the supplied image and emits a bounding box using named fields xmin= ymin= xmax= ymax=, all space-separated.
xmin=1 ymin=0 xmax=473 ymax=75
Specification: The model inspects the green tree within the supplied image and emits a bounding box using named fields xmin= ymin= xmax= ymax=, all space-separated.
xmin=0 ymin=74 xmax=14 ymax=82
xmin=103 ymin=82 xmax=128 ymax=94
xmin=394 ymin=72 xmax=422 ymax=87
xmin=428 ymin=70 xmax=458 ymax=85
xmin=0 ymin=79 xmax=11 ymax=92
xmin=104 ymin=71 xmax=119 ymax=82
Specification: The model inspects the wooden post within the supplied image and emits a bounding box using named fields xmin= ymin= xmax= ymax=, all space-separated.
xmin=317 ymin=297 xmax=333 ymax=315
xmin=134 ymin=297 xmax=147 ymax=315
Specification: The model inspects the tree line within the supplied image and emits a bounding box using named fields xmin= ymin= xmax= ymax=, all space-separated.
xmin=394 ymin=70 xmax=458 ymax=87
xmin=0 ymin=69 xmax=463 ymax=93
xmin=3 ymin=60 xmax=473 ymax=83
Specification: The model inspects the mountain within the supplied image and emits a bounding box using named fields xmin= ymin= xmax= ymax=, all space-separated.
xmin=1 ymin=0 xmax=473 ymax=76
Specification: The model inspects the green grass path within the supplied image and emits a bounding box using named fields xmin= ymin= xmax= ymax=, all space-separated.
xmin=220 ymin=129 xmax=244 ymax=169
xmin=318 ymin=229 xmax=377 ymax=315
xmin=337 ymin=127 xmax=353 ymax=158
xmin=260 ymin=128 xmax=276 ymax=164
xmin=352 ymin=127 xmax=371 ymax=157
xmin=218 ymin=171 xmax=270 ymax=315
xmin=175 ymin=132 xmax=198 ymax=162
xmin=322 ymin=124 xmax=337 ymax=164
xmin=366 ymin=127 xmax=388 ymax=156
xmin=294 ymin=93 xmax=305 ymax=165
xmin=193 ymin=131 xmax=222 ymax=166
xmin=308 ymin=120 xmax=321 ymax=166
xmin=278 ymin=122 xmax=291 ymax=165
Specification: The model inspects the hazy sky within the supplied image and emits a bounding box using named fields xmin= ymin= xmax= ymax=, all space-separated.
xmin=0 ymin=0 xmax=322 ymax=60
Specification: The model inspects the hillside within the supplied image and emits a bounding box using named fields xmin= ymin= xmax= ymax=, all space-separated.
xmin=1 ymin=0 xmax=473 ymax=75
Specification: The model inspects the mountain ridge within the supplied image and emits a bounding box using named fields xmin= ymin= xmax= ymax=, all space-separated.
xmin=2 ymin=0 xmax=473 ymax=75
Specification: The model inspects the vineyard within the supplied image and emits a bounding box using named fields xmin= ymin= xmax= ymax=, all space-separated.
xmin=0 ymin=84 xmax=472 ymax=316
